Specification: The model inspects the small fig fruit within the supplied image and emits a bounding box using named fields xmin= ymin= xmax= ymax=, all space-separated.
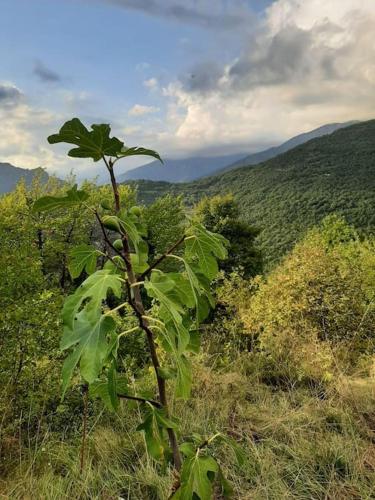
xmin=113 ymin=239 xmax=123 ymax=251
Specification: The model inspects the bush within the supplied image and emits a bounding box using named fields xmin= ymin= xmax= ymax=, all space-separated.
xmin=239 ymin=217 xmax=375 ymax=384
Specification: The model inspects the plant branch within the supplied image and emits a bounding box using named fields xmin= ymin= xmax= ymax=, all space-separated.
xmin=104 ymin=155 xmax=182 ymax=471
xmin=140 ymin=235 xmax=186 ymax=279
xmin=103 ymin=156 xmax=120 ymax=211
xmin=117 ymin=393 xmax=161 ymax=408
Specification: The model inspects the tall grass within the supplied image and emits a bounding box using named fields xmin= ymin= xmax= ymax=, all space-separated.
xmin=1 ymin=354 xmax=375 ymax=499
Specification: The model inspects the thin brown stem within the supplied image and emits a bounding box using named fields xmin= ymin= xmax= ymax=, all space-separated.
xmin=103 ymin=156 xmax=120 ymax=211
xmin=117 ymin=393 xmax=161 ymax=408
xmin=104 ymin=155 xmax=182 ymax=471
xmin=80 ymin=385 xmax=88 ymax=474
xmin=140 ymin=235 xmax=186 ymax=279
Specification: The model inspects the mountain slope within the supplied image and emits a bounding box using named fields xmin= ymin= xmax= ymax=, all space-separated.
xmin=217 ymin=121 xmax=358 ymax=173
xmin=0 ymin=163 xmax=49 ymax=194
xmin=132 ymin=120 xmax=375 ymax=264
xmin=118 ymin=153 xmax=246 ymax=183
xmin=119 ymin=121 xmax=357 ymax=183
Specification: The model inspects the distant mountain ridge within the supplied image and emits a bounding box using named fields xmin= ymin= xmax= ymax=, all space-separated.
xmin=118 ymin=153 xmax=247 ymax=183
xmin=119 ymin=121 xmax=358 ymax=183
xmin=217 ymin=121 xmax=359 ymax=172
xmin=0 ymin=163 xmax=49 ymax=194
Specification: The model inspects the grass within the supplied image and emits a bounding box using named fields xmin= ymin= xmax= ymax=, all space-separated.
xmin=1 ymin=354 xmax=375 ymax=499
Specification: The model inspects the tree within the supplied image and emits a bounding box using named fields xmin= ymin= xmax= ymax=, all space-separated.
xmin=143 ymin=194 xmax=186 ymax=270
xmin=194 ymin=194 xmax=262 ymax=278
xmin=240 ymin=217 xmax=375 ymax=383
xmin=33 ymin=118 xmax=241 ymax=498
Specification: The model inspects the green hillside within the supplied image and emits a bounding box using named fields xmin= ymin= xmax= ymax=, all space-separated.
xmin=132 ymin=120 xmax=375 ymax=264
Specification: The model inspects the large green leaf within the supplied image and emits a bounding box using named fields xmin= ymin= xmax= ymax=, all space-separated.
xmin=172 ymin=455 xmax=219 ymax=500
xmin=156 ymin=324 xmax=192 ymax=399
xmin=47 ymin=118 xmax=124 ymax=161
xmin=90 ymin=370 xmax=129 ymax=411
xmin=32 ymin=185 xmax=89 ymax=213
xmin=131 ymin=240 xmax=149 ymax=274
xmin=118 ymin=209 xmax=141 ymax=252
xmin=68 ymin=244 xmax=100 ymax=279
xmin=185 ymin=223 xmax=228 ymax=279
xmin=117 ymin=146 xmax=163 ymax=163
xmin=136 ymin=405 xmax=176 ymax=461
xmin=145 ymin=272 xmax=184 ymax=328
xmin=145 ymin=272 xmax=197 ymax=398
xmin=62 ymin=269 xmax=122 ymax=329
xmin=61 ymin=312 xmax=116 ymax=393
xmin=165 ymin=273 xmax=196 ymax=309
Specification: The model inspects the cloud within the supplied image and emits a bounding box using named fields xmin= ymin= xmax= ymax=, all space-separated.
xmin=0 ymin=99 xmax=62 ymax=170
xmin=0 ymin=84 xmax=80 ymax=176
xmin=33 ymin=60 xmax=62 ymax=83
xmin=143 ymin=77 xmax=158 ymax=90
xmin=122 ymin=125 xmax=141 ymax=135
xmin=181 ymin=61 xmax=224 ymax=93
xmin=128 ymin=104 xmax=160 ymax=116
xmin=103 ymin=0 xmax=254 ymax=29
xmin=158 ymin=0 xmax=375 ymax=155
xmin=0 ymin=83 xmax=23 ymax=107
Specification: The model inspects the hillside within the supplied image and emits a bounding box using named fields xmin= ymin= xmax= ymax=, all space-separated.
xmin=131 ymin=120 xmax=375 ymax=264
xmin=118 ymin=153 xmax=246 ymax=183
xmin=119 ymin=122 xmax=356 ymax=184
xmin=0 ymin=163 xmax=49 ymax=194
xmin=219 ymin=121 xmax=358 ymax=172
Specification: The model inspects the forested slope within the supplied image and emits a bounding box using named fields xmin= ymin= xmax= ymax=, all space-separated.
xmin=132 ymin=120 xmax=375 ymax=264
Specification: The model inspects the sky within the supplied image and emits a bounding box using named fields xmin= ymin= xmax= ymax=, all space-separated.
xmin=0 ymin=0 xmax=375 ymax=180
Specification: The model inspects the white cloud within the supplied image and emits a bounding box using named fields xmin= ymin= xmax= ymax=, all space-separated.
xmin=158 ymin=0 xmax=375 ymax=155
xmin=122 ymin=125 xmax=141 ymax=135
xmin=143 ymin=77 xmax=158 ymax=90
xmin=0 ymin=86 xmax=98 ymax=178
xmin=128 ymin=104 xmax=160 ymax=117
xmin=0 ymin=94 xmax=62 ymax=170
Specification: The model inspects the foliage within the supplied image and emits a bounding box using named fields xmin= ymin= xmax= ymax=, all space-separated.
xmin=2 ymin=364 xmax=375 ymax=499
xmin=2 ymin=118 xmax=375 ymax=499
xmin=132 ymin=120 xmax=375 ymax=265
xmin=143 ymin=194 xmax=186 ymax=256
xmin=0 ymin=174 xmax=139 ymax=436
xmin=32 ymin=118 xmax=235 ymax=497
xmin=193 ymin=194 xmax=262 ymax=277
xmin=239 ymin=217 xmax=375 ymax=383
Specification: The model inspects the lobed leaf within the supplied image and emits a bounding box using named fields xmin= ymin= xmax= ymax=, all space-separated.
xmin=185 ymin=223 xmax=228 ymax=279
xmin=47 ymin=118 xmax=124 ymax=161
xmin=117 ymin=146 xmax=163 ymax=163
xmin=62 ymin=269 xmax=122 ymax=329
xmin=90 ymin=370 xmax=128 ymax=411
xmin=68 ymin=244 xmax=100 ymax=279
xmin=172 ymin=454 xmax=219 ymax=500
xmin=32 ymin=184 xmax=89 ymax=213
xmin=61 ymin=312 xmax=116 ymax=394
xmin=137 ymin=405 xmax=174 ymax=461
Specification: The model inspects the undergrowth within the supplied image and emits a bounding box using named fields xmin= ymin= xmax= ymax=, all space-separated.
xmin=2 ymin=355 xmax=375 ymax=499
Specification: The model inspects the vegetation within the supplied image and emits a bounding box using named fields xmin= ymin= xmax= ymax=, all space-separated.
xmin=133 ymin=120 xmax=375 ymax=265
xmin=193 ymin=194 xmax=262 ymax=278
xmin=1 ymin=119 xmax=375 ymax=499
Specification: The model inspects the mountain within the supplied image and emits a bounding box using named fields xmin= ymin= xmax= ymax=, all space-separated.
xmin=118 ymin=153 xmax=247 ymax=183
xmin=217 ymin=121 xmax=359 ymax=173
xmin=0 ymin=163 xmax=49 ymax=194
xmin=131 ymin=120 xmax=375 ymax=264
xmin=119 ymin=122 xmax=357 ymax=184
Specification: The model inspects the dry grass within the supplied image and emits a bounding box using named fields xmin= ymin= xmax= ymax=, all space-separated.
xmin=2 ymin=355 xmax=375 ymax=499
